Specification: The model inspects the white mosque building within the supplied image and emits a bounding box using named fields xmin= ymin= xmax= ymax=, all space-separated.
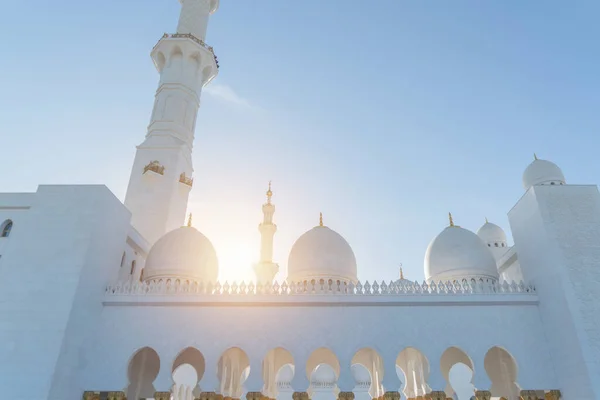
xmin=0 ymin=1 xmax=598 ymax=400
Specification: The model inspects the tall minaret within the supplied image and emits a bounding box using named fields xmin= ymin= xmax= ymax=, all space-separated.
xmin=254 ymin=182 xmax=279 ymax=283
xmin=124 ymin=0 xmax=220 ymax=245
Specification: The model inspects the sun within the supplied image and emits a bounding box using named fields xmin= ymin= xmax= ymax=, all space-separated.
xmin=215 ymin=240 xmax=258 ymax=283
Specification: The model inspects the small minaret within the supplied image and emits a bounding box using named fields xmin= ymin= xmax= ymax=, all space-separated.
xmin=124 ymin=0 xmax=220 ymax=245
xmin=254 ymin=182 xmax=279 ymax=284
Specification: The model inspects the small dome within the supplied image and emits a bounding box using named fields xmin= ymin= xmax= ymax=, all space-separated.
xmin=476 ymin=221 xmax=507 ymax=244
xmin=144 ymin=226 xmax=218 ymax=282
xmin=287 ymin=225 xmax=358 ymax=283
xmin=311 ymin=364 xmax=337 ymax=385
xmin=522 ymin=158 xmax=565 ymax=190
xmin=425 ymin=225 xmax=498 ymax=282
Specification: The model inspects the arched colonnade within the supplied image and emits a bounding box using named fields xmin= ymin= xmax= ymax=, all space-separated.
xmin=124 ymin=346 xmax=522 ymax=400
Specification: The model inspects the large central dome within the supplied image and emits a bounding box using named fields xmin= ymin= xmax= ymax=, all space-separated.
xmin=287 ymin=223 xmax=358 ymax=284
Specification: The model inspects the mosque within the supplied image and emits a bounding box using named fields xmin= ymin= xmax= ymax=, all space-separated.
xmin=0 ymin=1 xmax=598 ymax=400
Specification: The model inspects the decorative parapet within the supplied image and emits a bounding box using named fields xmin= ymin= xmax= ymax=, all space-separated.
xmin=156 ymin=33 xmax=219 ymax=68
xmin=179 ymin=173 xmax=194 ymax=187
xmin=143 ymin=160 xmax=165 ymax=176
xmin=106 ymin=278 xmax=536 ymax=297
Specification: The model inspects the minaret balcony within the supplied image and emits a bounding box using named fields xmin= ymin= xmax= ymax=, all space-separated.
xmin=143 ymin=160 xmax=165 ymax=176
xmin=151 ymin=33 xmax=219 ymax=86
xmin=179 ymin=173 xmax=194 ymax=187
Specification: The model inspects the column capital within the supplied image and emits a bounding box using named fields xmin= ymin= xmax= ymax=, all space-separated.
xmin=292 ymin=392 xmax=310 ymax=400
xmin=520 ymin=390 xmax=540 ymax=400
xmin=246 ymin=392 xmax=265 ymax=400
xmin=383 ymin=391 xmax=401 ymax=400
xmin=154 ymin=392 xmax=172 ymax=400
xmin=199 ymin=392 xmax=218 ymax=400
xmin=425 ymin=391 xmax=450 ymax=400
xmin=544 ymin=390 xmax=561 ymax=400
xmin=474 ymin=391 xmax=492 ymax=400
xmin=82 ymin=392 xmax=126 ymax=400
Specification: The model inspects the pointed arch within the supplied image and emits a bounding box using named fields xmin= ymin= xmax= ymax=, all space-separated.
xmin=351 ymin=347 xmax=384 ymax=399
xmin=440 ymin=347 xmax=474 ymax=398
xmin=173 ymin=347 xmax=205 ymax=396
xmin=218 ymin=347 xmax=250 ymax=399
xmin=126 ymin=347 xmax=160 ymax=400
xmin=484 ymin=346 xmax=520 ymax=399
xmin=396 ymin=347 xmax=430 ymax=399
xmin=264 ymin=347 xmax=295 ymax=399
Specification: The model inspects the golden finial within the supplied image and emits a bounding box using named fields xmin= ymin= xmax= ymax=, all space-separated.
xmin=187 ymin=213 xmax=193 ymax=227
xmin=534 ymin=153 xmax=538 ymax=160
xmin=449 ymin=212 xmax=454 ymax=227
xmin=319 ymin=212 xmax=324 ymax=227
xmin=400 ymin=266 xmax=404 ymax=280
xmin=266 ymin=180 xmax=273 ymax=204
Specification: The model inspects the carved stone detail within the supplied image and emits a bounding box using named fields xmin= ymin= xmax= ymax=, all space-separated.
xmin=199 ymin=392 xmax=217 ymax=400
xmin=425 ymin=391 xmax=449 ymax=400
xmin=292 ymin=392 xmax=310 ymax=400
xmin=383 ymin=391 xmax=401 ymax=400
xmin=154 ymin=392 xmax=172 ymax=400
xmin=246 ymin=392 xmax=264 ymax=400
xmin=545 ymin=390 xmax=561 ymax=400
xmin=474 ymin=391 xmax=491 ymax=400
xmin=520 ymin=390 xmax=540 ymax=400
xmin=83 ymin=392 xmax=101 ymax=400
xmin=338 ymin=392 xmax=355 ymax=400
xmin=83 ymin=391 xmax=126 ymax=400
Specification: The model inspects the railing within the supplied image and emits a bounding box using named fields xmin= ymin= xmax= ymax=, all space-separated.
xmin=143 ymin=160 xmax=165 ymax=175
xmin=106 ymin=279 xmax=535 ymax=296
xmin=156 ymin=33 xmax=220 ymax=68
xmin=179 ymin=173 xmax=194 ymax=187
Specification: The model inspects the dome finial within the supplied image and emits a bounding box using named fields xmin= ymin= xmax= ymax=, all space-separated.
xmin=534 ymin=153 xmax=538 ymax=160
xmin=319 ymin=212 xmax=324 ymax=227
xmin=485 ymin=216 xmax=488 ymax=223
xmin=448 ymin=212 xmax=455 ymax=227
xmin=399 ymin=265 xmax=404 ymax=280
xmin=266 ymin=180 xmax=273 ymax=204
xmin=187 ymin=213 xmax=193 ymax=227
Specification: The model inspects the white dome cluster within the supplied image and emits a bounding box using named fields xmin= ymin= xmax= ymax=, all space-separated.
xmin=141 ymin=156 xmax=565 ymax=285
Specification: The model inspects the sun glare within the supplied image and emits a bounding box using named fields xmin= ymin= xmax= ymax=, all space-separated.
xmin=215 ymin=240 xmax=258 ymax=283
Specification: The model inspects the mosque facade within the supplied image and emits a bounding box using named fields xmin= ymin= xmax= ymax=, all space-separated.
xmin=0 ymin=1 xmax=599 ymax=400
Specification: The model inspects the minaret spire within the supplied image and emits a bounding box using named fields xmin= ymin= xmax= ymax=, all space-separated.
xmin=254 ymin=182 xmax=279 ymax=284
xmin=124 ymin=0 xmax=220 ymax=245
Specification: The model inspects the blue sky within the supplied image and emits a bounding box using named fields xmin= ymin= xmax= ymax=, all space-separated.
xmin=1 ymin=1 xmax=599 ymax=282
